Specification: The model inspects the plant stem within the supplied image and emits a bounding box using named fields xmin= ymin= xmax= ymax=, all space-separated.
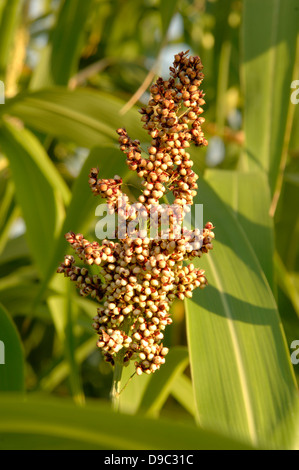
xmin=110 ymin=360 xmax=123 ymax=412
xmin=110 ymin=317 xmax=134 ymax=411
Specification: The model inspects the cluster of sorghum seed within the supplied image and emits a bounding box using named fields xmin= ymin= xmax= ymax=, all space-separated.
xmin=57 ymin=254 xmax=105 ymax=300
xmin=57 ymin=51 xmax=215 ymax=376
xmin=117 ymin=50 xmax=207 ymax=210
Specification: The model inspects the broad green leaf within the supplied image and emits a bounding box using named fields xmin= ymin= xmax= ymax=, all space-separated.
xmin=185 ymin=176 xmax=298 ymax=449
xmin=204 ymin=170 xmax=274 ymax=290
xmin=137 ymin=346 xmax=189 ymax=417
xmin=170 ymin=373 xmax=196 ymax=418
xmin=2 ymin=88 xmax=148 ymax=147
xmin=0 ymin=303 xmax=24 ymax=391
xmin=30 ymin=0 xmax=93 ymax=89
xmin=0 ymin=120 xmax=69 ymax=276
xmin=0 ymin=394 xmax=254 ymax=449
xmin=242 ymin=0 xmax=299 ymax=194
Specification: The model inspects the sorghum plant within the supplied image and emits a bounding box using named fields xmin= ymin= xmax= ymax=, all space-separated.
xmin=57 ymin=51 xmax=215 ymax=406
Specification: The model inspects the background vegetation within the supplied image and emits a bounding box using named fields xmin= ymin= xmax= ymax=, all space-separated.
xmin=0 ymin=0 xmax=298 ymax=450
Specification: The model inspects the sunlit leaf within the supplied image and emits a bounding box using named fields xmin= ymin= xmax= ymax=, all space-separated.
xmin=242 ymin=0 xmax=299 ymax=194
xmin=2 ymin=88 xmax=148 ymax=147
xmin=170 ymin=373 xmax=196 ymax=418
xmin=0 ymin=120 xmax=69 ymax=276
xmin=204 ymin=170 xmax=274 ymax=290
xmin=185 ymin=176 xmax=298 ymax=449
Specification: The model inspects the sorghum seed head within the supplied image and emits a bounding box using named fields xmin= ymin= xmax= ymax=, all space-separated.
xmin=57 ymin=51 xmax=214 ymax=377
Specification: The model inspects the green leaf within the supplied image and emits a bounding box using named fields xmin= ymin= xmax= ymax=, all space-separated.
xmin=185 ymin=176 xmax=298 ymax=449
xmin=0 ymin=394 xmax=255 ymax=449
xmin=2 ymin=88 xmax=148 ymax=147
xmin=0 ymin=263 xmax=53 ymax=322
xmin=0 ymin=282 xmax=51 ymax=321
xmin=204 ymin=170 xmax=274 ymax=290
xmin=0 ymin=234 xmax=30 ymax=266
xmin=241 ymin=0 xmax=299 ymax=194
xmin=62 ymin=282 xmax=85 ymax=405
xmin=0 ymin=304 xmax=24 ymax=391
xmin=30 ymin=0 xmax=93 ymax=89
xmin=44 ymin=276 xmax=85 ymax=405
xmin=0 ymin=120 xmax=69 ymax=276
xmin=170 ymin=373 xmax=196 ymax=418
